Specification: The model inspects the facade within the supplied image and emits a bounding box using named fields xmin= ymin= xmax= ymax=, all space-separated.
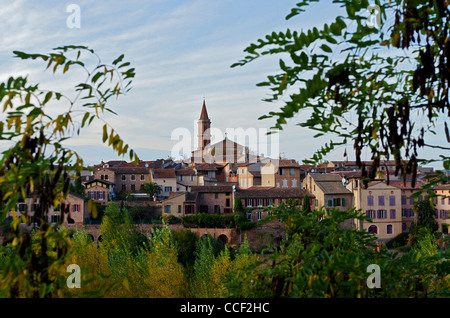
xmin=236 ymin=161 xmax=263 ymax=189
xmin=261 ymin=159 xmax=301 ymax=188
xmin=152 ymin=168 xmax=177 ymax=199
xmin=161 ymin=192 xmax=197 ymax=217
xmin=433 ymin=184 xmax=450 ymax=234
xmin=85 ymin=179 xmax=114 ymax=205
xmin=388 ymin=181 xmax=425 ymax=232
xmin=10 ymin=192 xmax=88 ymax=229
xmin=303 ymin=173 xmax=354 ymax=228
xmin=235 ymin=187 xmax=315 ymax=223
xmin=351 ymin=180 xmax=402 ymax=241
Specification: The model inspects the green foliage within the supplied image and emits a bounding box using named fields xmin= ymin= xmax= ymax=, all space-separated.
xmin=99 ymin=202 xmax=147 ymax=257
xmin=140 ymin=182 xmax=161 ymax=200
xmin=172 ymin=229 xmax=198 ymax=267
xmin=222 ymin=204 xmax=450 ymax=298
xmin=181 ymin=213 xmax=235 ymax=228
xmin=414 ymin=197 xmax=439 ymax=233
xmin=0 ymin=46 xmax=137 ymax=297
xmin=232 ymin=0 xmax=450 ymax=184
xmin=301 ymin=194 xmax=312 ymax=213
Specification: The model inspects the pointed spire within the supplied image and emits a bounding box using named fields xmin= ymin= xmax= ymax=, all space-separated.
xmin=199 ymin=98 xmax=209 ymax=121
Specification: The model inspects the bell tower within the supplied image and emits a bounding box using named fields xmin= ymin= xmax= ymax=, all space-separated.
xmin=198 ymin=98 xmax=211 ymax=151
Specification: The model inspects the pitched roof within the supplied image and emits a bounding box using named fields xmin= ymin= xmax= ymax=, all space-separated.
xmin=433 ymin=184 xmax=450 ymax=190
xmin=190 ymin=185 xmax=234 ymax=193
xmin=109 ymin=167 xmax=150 ymax=174
xmin=176 ymin=167 xmax=196 ymax=176
xmin=199 ymin=99 xmax=209 ymax=121
xmin=389 ymin=180 xmax=426 ymax=190
xmin=85 ymin=178 xmax=115 ymax=186
xmin=152 ymin=168 xmax=176 ymax=179
xmin=308 ymin=173 xmax=343 ymax=182
xmin=236 ymin=187 xmax=314 ymax=199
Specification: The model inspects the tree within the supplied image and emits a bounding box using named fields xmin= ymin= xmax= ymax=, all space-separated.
xmin=414 ymin=197 xmax=439 ymax=233
xmin=301 ymin=194 xmax=312 ymax=213
xmin=0 ymin=46 xmax=136 ymax=297
xmin=141 ymin=182 xmax=161 ymax=200
xmin=232 ymin=0 xmax=450 ymax=186
xmin=69 ymin=171 xmax=85 ymax=196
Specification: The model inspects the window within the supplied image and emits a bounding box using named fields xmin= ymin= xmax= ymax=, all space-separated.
xmin=292 ymin=179 xmax=297 ymax=187
xmin=377 ymin=210 xmax=387 ymax=219
xmin=280 ymin=168 xmax=284 ymax=175
xmin=104 ymin=175 xmax=108 ymax=180
xmin=342 ymin=198 xmax=346 ymax=207
xmin=131 ymin=175 xmax=135 ymax=181
xmin=50 ymin=215 xmax=60 ymax=223
xmin=247 ymin=212 xmax=252 ymax=221
xmin=368 ymin=225 xmax=378 ymax=234
xmin=401 ymin=195 xmax=406 ymax=205
xmin=257 ymin=211 xmax=262 ymax=221
xmin=389 ymin=196 xmax=395 ymax=206
xmin=226 ymin=198 xmax=230 ymax=207
xmin=88 ymin=191 xmax=94 ymax=199
xmin=190 ymin=175 xmax=194 ymax=181
xmin=165 ymin=205 xmax=171 ymax=213
xmin=333 ymin=198 xmax=341 ymax=207
xmin=257 ymin=199 xmax=263 ymax=207
xmin=315 ymin=199 xmax=319 ymax=207
xmin=140 ymin=174 xmax=145 ymax=181
xmin=73 ymin=204 xmax=80 ymax=212
xmin=131 ymin=184 xmax=136 ymax=192
xmin=214 ymin=205 xmax=220 ymax=213
xmin=390 ymin=209 xmax=396 ymax=219
xmin=199 ymin=193 xmax=204 ymax=199
xmin=378 ymin=196 xmax=385 ymax=206
xmin=185 ymin=205 xmax=194 ymax=214
xmin=121 ymin=175 xmax=126 ymax=181
xmin=289 ymin=168 xmax=295 ymax=175
xmin=121 ymin=184 xmax=126 ymax=191
xmin=328 ymin=199 xmax=333 ymax=207
xmin=282 ymin=179 xmax=288 ymax=188
xmin=387 ymin=224 xmax=393 ymax=234
xmin=366 ymin=210 xmax=376 ymax=219
xmin=368 ymin=195 xmax=374 ymax=206
xmin=164 ymin=186 xmax=172 ymax=192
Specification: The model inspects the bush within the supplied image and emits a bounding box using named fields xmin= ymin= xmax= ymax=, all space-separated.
xmin=181 ymin=213 xmax=235 ymax=228
xmin=386 ymin=232 xmax=409 ymax=249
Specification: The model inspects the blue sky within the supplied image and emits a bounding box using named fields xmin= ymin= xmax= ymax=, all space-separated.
xmin=0 ymin=0 xmax=446 ymax=168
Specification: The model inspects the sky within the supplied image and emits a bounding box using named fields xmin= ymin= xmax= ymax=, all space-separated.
xmin=0 ymin=0 xmax=446 ymax=169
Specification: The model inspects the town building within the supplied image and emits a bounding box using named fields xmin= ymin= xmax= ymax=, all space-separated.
xmin=8 ymin=192 xmax=88 ymax=229
xmin=350 ymin=180 xmax=403 ymax=241
xmin=303 ymin=173 xmax=354 ymax=228
xmin=433 ymin=184 xmax=450 ymax=234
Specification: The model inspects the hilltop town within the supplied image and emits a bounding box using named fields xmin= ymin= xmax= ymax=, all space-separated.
xmin=5 ymin=100 xmax=450 ymax=248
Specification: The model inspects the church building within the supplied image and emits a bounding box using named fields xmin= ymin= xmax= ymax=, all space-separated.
xmin=191 ymin=99 xmax=247 ymax=165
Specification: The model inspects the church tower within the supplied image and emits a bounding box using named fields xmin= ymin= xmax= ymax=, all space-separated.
xmin=198 ymin=98 xmax=211 ymax=151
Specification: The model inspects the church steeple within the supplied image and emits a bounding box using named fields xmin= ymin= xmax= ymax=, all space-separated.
xmin=199 ymin=98 xmax=209 ymax=121
xmin=198 ymin=98 xmax=211 ymax=152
